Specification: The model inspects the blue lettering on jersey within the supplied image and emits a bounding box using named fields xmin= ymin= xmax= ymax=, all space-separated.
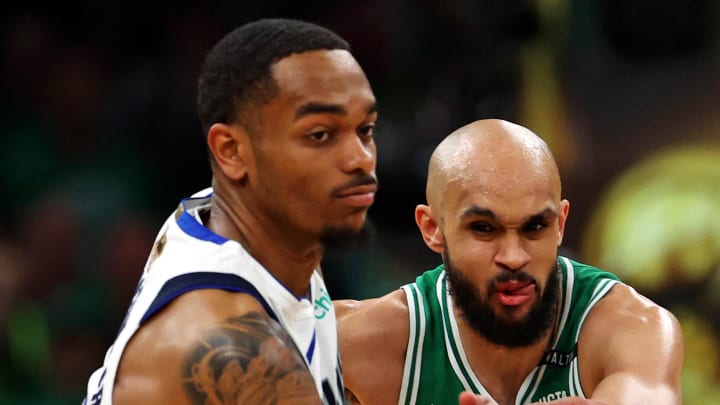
xmin=88 ymin=390 xmax=102 ymax=405
xmin=86 ymin=368 xmax=106 ymax=405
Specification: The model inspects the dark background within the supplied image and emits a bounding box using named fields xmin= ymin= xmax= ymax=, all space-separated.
xmin=1 ymin=1 xmax=719 ymax=403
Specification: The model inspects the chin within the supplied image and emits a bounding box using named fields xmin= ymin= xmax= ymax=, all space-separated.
xmin=320 ymin=220 xmax=375 ymax=255
xmin=499 ymin=308 xmax=535 ymax=324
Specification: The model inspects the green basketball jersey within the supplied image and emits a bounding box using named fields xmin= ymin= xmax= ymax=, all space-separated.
xmin=398 ymin=256 xmax=621 ymax=405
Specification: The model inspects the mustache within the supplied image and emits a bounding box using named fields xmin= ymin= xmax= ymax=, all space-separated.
xmin=329 ymin=174 xmax=378 ymax=197
xmin=490 ymin=269 xmax=537 ymax=288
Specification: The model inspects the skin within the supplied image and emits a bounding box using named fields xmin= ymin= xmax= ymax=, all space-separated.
xmin=112 ymin=49 xmax=378 ymax=404
xmin=336 ymin=119 xmax=683 ymax=405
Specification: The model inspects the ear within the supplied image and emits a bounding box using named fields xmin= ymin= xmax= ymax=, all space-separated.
xmin=557 ymin=199 xmax=570 ymax=246
xmin=415 ymin=204 xmax=445 ymax=254
xmin=207 ymin=123 xmax=251 ymax=181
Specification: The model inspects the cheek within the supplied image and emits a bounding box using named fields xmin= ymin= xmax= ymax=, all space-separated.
xmin=453 ymin=237 xmax=495 ymax=262
xmin=527 ymin=237 xmax=560 ymax=259
xmin=256 ymin=163 xmax=308 ymax=212
xmin=274 ymin=167 xmax=330 ymax=213
xmin=258 ymin=155 xmax=309 ymax=192
xmin=271 ymin=174 xmax=316 ymax=206
xmin=449 ymin=245 xmax=494 ymax=281
xmin=294 ymin=178 xmax=325 ymax=209
xmin=526 ymin=240 xmax=560 ymax=280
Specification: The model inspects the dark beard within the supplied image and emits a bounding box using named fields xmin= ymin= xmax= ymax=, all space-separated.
xmin=444 ymin=250 xmax=560 ymax=348
xmin=320 ymin=219 xmax=375 ymax=258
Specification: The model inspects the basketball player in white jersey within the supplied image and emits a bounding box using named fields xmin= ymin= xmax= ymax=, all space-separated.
xmin=83 ymin=18 xmax=378 ymax=405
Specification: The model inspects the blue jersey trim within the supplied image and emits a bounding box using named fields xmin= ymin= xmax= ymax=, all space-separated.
xmin=306 ymin=330 xmax=317 ymax=363
xmin=141 ymin=272 xmax=278 ymax=323
xmin=176 ymin=199 xmax=228 ymax=245
xmin=175 ymin=195 xmax=313 ymax=301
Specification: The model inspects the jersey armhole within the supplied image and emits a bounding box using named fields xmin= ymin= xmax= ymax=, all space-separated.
xmin=140 ymin=272 xmax=278 ymax=325
xmin=398 ymin=284 xmax=425 ymax=405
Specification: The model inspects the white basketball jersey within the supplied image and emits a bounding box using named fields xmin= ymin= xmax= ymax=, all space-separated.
xmin=83 ymin=188 xmax=344 ymax=404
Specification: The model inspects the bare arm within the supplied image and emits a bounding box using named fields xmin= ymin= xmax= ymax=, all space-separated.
xmin=113 ymin=290 xmax=320 ymax=405
xmin=567 ymin=285 xmax=684 ymax=405
xmin=334 ymin=290 xmax=409 ymax=405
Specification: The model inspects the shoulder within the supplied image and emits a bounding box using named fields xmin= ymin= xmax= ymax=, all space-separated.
xmin=578 ymin=283 xmax=683 ymax=399
xmin=583 ymin=283 xmax=681 ymax=343
xmin=114 ymin=289 xmax=319 ymax=404
xmin=334 ymin=289 xmax=410 ymax=404
xmin=335 ymin=289 xmax=410 ymax=348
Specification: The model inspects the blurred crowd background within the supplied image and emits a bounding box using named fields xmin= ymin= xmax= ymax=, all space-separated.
xmin=1 ymin=0 xmax=719 ymax=403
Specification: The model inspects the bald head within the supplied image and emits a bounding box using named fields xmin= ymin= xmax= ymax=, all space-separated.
xmin=426 ymin=119 xmax=561 ymax=210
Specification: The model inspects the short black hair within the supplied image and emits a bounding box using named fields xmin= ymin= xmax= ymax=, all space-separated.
xmin=196 ymin=18 xmax=351 ymax=136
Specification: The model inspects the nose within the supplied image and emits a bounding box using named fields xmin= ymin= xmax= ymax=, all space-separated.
xmin=494 ymin=232 xmax=531 ymax=271
xmin=340 ymin=134 xmax=376 ymax=174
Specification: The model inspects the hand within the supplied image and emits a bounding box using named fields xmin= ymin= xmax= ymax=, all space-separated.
xmin=530 ymin=399 xmax=608 ymax=404
xmin=458 ymin=391 xmax=498 ymax=405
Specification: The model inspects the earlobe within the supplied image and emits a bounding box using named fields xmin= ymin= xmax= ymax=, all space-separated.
xmin=207 ymin=123 xmax=249 ymax=181
xmin=415 ymin=204 xmax=445 ymax=253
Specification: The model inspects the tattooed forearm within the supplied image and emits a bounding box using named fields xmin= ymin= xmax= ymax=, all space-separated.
xmin=182 ymin=312 xmax=320 ymax=405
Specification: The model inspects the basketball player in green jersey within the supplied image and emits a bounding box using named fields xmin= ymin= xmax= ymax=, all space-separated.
xmin=335 ymin=119 xmax=683 ymax=405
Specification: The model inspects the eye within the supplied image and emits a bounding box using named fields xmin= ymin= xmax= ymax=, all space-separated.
xmin=308 ymin=130 xmax=332 ymax=142
xmin=523 ymin=220 xmax=548 ymax=233
xmin=470 ymin=222 xmax=494 ymax=233
xmin=358 ymin=123 xmax=375 ymax=139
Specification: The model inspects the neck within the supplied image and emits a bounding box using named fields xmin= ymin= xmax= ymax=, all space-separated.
xmin=207 ymin=186 xmax=322 ymax=298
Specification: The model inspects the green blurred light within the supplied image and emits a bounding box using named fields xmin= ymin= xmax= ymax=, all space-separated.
xmin=584 ymin=144 xmax=720 ymax=290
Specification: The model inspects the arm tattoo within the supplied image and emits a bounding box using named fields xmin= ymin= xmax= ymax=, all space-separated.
xmin=182 ymin=312 xmax=320 ymax=405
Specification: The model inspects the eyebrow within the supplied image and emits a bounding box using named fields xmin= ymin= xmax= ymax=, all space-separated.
xmin=294 ymin=101 xmax=378 ymax=121
xmin=460 ymin=206 xmax=558 ymax=222
xmin=460 ymin=206 xmax=496 ymax=220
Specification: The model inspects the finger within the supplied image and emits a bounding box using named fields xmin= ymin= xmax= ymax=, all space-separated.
xmin=459 ymin=391 xmax=496 ymax=405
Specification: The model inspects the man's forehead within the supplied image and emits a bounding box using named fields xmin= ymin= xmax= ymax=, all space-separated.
xmin=442 ymin=175 xmax=559 ymax=214
xmin=272 ymin=49 xmax=361 ymax=86
xmin=435 ymin=145 xmax=558 ymax=203
xmin=270 ymin=50 xmax=372 ymax=107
